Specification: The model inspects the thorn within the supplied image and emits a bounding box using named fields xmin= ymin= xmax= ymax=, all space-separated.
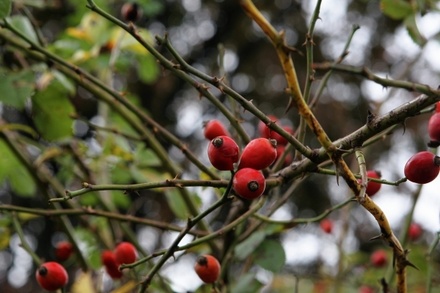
xmin=369 ymin=234 xmax=383 ymax=241
xmin=405 ymin=260 xmax=419 ymax=270
xmin=367 ymin=110 xmax=376 ymax=126
xmin=401 ymin=119 xmax=407 ymax=135
xmin=284 ymin=97 xmax=295 ymax=114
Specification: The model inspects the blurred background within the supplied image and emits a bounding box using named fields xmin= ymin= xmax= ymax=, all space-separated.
xmin=1 ymin=0 xmax=440 ymax=292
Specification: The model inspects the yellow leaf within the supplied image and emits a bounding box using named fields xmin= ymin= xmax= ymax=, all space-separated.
xmin=71 ymin=271 xmax=96 ymax=293
xmin=109 ymin=27 xmax=153 ymax=55
xmin=66 ymin=27 xmax=92 ymax=42
xmin=0 ymin=227 xmax=10 ymax=250
xmin=17 ymin=212 xmax=41 ymax=222
xmin=111 ymin=280 xmax=138 ymax=293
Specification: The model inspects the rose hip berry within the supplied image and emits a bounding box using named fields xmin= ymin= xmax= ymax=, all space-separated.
xmin=207 ymin=136 xmax=240 ymax=171
xmin=358 ymin=170 xmax=382 ymax=197
xmin=238 ymin=138 xmax=277 ymax=170
xmin=408 ymin=222 xmax=423 ymax=241
xmin=233 ymin=168 xmax=266 ymax=200
xmin=194 ymin=254 xmax=221 ymax=283
xmin=428 ymin=113 xmax=440 ymax=145
xmin=55 ymin=241 xmax=74 ymax=261
xmin=319 ymin=218 xmax=333 ymax=234
xmin=36 ymin=262 xmax=69 ymax=291
xmin=370 ymin=249 xmax=387 ymax=267
xmin=115 ymin=242 xmax=137 ymax=265
xmin=121 ymin=2 xmax=142 ymax=22
xmin=258 ymin=115 xmax=278 ymax=139
xmin=258 ymin=116 xmax=294 ymax=145
xmin=203 ymin=120 xmax=230 ymax=140
xmin=101 ymin=250 xmax=123 ymax=279
xmin=404 ymin=151 xmax=440 ymax=184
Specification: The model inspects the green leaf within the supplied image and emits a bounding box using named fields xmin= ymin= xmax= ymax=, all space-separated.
xmin=0 ymin=69 xmax=35 ymax=109
xmin=0 ymin=139 xmax=36 ymax=197
xmin=165 ymin=189 xmax=189 ymax=219
xmin=8 ymin=166 xmax=36 ymax=197
xmin=137 ymin=54 xmax=160 ymax=84
xmin=8 ymin=15 xmax=39 ymax=43
xmin=254 ymin=239 xmax=286 ymax=272
xmin=230 ymin=273 xmax=263 ymax=293
xmin=32 ymin=78 xmax=76 ymax=141
xmin=134 ymin=146 xmax=162 ymax=168
xmin=380 ymin=0 xmax=414 ymax=19
xmin=404 ymin=14 xmax=427 ymax=46
xmin=234 ymin=231 xmax=266 ymax=260
xmin=0 ymin=0 xmax=11 ymax=18
xmin=111 ymin=191 xmax=131 ymax=209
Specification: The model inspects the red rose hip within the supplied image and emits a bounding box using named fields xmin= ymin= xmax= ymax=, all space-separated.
xmin=258 ymin=115 xmax=278 ymax=139
xmin=194 ymin=254 xmax=221 ymax=283
xmin=358 ymin=170 xmax=382 ymax=197
xmin=319 ymin=218 xmax=333 ymax=234
xmin=428 ymin=113 xmax=440 ymax=144
xmin=203 ymin=120 xmax=230 ymax=140
xmin=238 ymin=138 xmax=277 ymax=170
xmin=258 ymin=116 xmax=294 ymax=145
xmin=36 ymin=262 xmax=69 ymax=291
xmin=115 ymin=242 xmax=137 ymax=264
xmin=101 ymin=250 xmax=123 ymax=279
xmin=207 ymin=136 xmax=240 ymax=171
xmin=370 ymin=249 xmax=387 ymax=267
xmin=55 ymin=241 xmax=74 ymax=261
xmin=233 ymin=168 xmax=266 ymax=200
xmin=404 ymin=151 xmax=440 ymax=184
xmin=408 ymin=222 xmax=423 ymax=241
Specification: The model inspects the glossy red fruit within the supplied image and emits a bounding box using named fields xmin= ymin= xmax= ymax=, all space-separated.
xmin=428 ymin=113 xmax=440 ymax=143
xmin=238 ymin=138 xmax=277 ymax=170
xmin=370 ymin=249 xmax=387 ymax=267
xmin=258 ymin=116 xmax=294 ymax=145
xmin=194 ymin=255 xmax=221 ymax=283
xmin=319 ymin=218 xmax=333 ymax=234
xmin=358 ymin=170 xmax=382 ymax=197
xmin=203 ymin=120 xmax=230 ymax=140
xmin=55 ymin=241 xmax=74 ymax=261
xmin=404 ymin=151 xmax=440 ymax=184
xmin=36 ymin=262 xmax=69 ymax=291
xmin=115 ymin=242 xmax=137 ymax=265
xmin=270 ymin=126 xmax=295 ymax=145
xmin=121 ymin=2 xmax=142 ymax=22
xmin=101 ymin=250 xmax=123 ymax=279
xmin=258 ymin=115 xmax=278 ymax=139
xmin=207 ymin=136 xmax=240 ymax=171
xmin=233 ymin=168 xmax=266 ymax=200
xmin=436 ymin=102 xmax=440 ymax=113
xmin=408 ymin=222 xmax=423 ymax=241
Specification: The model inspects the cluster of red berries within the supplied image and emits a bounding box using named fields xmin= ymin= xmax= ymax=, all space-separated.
xmin=101 ymin=242 xmax=137 ymax=279
xmin=204 ymin=116 xmax=294 ymax=200
xmin=35 ymin=241 xmax=74 ymax=291
xmin=404 ymin=102 xmax=440 ymax=184
xmin=194 ymin=254 xmax=221 ymax=283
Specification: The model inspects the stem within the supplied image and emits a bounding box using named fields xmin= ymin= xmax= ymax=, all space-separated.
xmin=11 ymin=212 xmax=42 ymax=266
xmin=138 ymin=176 xmax=235 ymax=292
xmin=426 ymin=231 xmax=440 ymax=293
